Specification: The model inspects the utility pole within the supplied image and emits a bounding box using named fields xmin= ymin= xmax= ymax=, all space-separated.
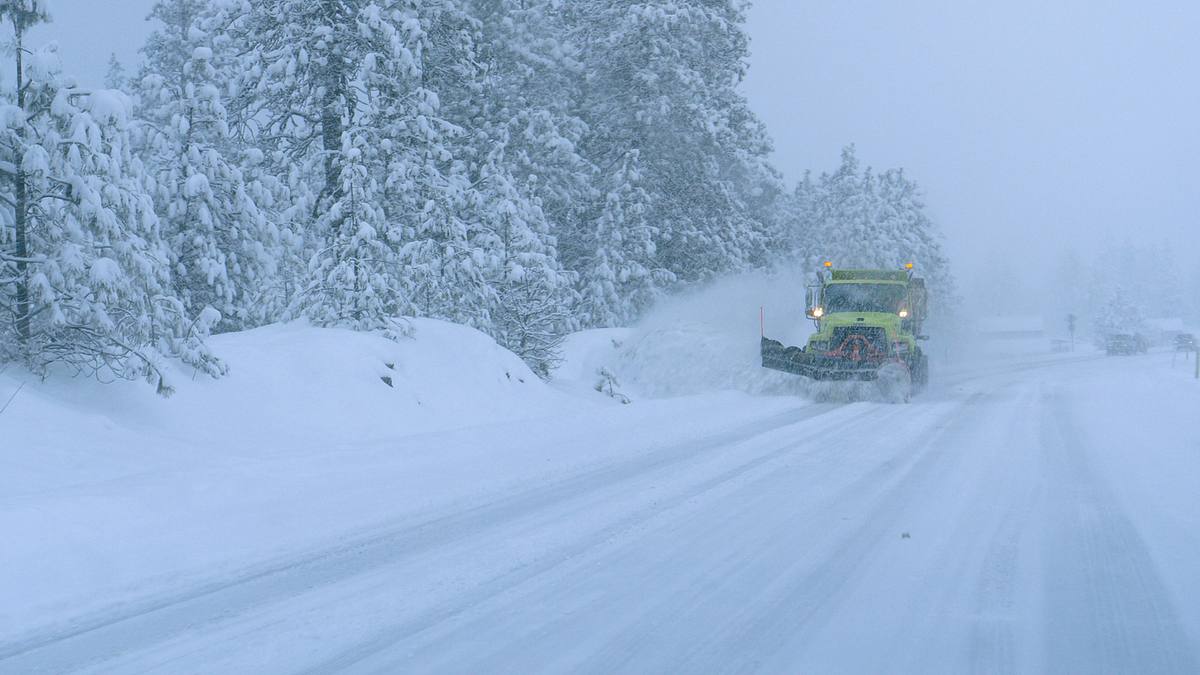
xmin=1067 ymin=313 xmax=1077 ymax=352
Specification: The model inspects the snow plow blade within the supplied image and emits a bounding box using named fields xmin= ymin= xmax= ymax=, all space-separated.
xmin=761 ymin=337 xmax=882 ymax=382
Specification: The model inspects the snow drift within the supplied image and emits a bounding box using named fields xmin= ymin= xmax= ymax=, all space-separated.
xmin=4 ymin=318 xmax=567 ymax=465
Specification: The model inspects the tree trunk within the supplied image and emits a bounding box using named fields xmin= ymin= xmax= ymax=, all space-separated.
xmin=319 ymin=0 xmax=345 ymax=237
xmin=13 ymin=23 xmax=30 ymax=351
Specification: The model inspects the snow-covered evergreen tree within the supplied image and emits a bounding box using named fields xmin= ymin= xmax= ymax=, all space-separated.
xmin=0 ymin=14 xmax=222 ymax=391
xmin=873 ymin=166 xmax=954 ymax=301
xmin=564 ymin=0 xmax=774 ymax=321
xmin=467 ymin=0 xmax=590 ymax=233
xmin=104 ymin=53 xmax=127 ymax=90
xmin=452 ymin=0 xmax=582 ymax=368
xmin=135 ymin=0 xmax=283 ymax=331
xmin=213 ymin=0 xmax=495 ymax=335
xmin=1093 ymin=284 xmax=1144 ymax=339
xmin=771 ymin=170 xmax=819 ymax=268
xmin=812 ymin=146 xmax=876 ymax=265
xmin=772 ymin=145 xmax=955 ymax=318
xmin=575 ymin=151 xmax=661 ymax=327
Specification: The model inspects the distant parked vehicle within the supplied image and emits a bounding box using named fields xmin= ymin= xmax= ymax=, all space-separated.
xmin=1106 ymin=333 xmax=1145 ymax=355
xmin=1175 ymin=333 xmax=1197 ymax=352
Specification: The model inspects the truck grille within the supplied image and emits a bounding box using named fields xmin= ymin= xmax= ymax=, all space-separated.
xmin=830 ymin=326 xmax=889 ymax=359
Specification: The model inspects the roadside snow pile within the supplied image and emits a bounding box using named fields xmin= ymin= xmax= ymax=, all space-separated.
xmin=3 ymin=318 xmax=573 ymax=472
xmin=189 ymin=318 xmax=570 ymax=443
xmin=566 ymin=271 xmax=816 ymax=399
xmin=556 ymin=327 xmax=635 ymax=402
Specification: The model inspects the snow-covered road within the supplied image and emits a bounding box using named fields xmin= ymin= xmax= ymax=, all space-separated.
xmin=3 ymin=352 xmax=1199 ymax=673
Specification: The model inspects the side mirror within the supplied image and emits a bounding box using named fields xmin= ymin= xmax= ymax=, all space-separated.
xmin=804 ymin=285 xmax=821 ymax=319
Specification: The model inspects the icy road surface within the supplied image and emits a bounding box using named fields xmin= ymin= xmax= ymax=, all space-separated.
xmin=3 ymin=353 xmax=1199 ymax=673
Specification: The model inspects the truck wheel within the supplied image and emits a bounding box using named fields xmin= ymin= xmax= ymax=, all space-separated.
xmin=912 ymin=353 xmax=929 ymax=392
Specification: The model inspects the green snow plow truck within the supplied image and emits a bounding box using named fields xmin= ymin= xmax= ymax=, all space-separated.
xmin=761 ymin=262 xmax=929 ymax=402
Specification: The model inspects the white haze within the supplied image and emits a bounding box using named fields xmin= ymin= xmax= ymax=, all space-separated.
xmin=743 ymin=0 xmax=1200 ymax=313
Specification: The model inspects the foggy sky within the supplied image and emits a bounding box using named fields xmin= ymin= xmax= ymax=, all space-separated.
xmin=19 ymin=1 xmax=1200 ymax=301
xmin=743 ymin=0 xmax=1200 ymax=288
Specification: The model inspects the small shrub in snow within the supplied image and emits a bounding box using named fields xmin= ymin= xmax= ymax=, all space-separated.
xmin=594 ymin=366 xmax=630 ymax=404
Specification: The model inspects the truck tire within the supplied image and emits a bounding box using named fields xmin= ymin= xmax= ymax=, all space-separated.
xmin=910 ymin=351 xmax=929 ymax=392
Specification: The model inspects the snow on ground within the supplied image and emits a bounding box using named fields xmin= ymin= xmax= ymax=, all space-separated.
xmin=3 ymin=307 xmax=1200 ymax=673
xmin=0 ymin=315 xmax=803 ymax=646
xmin=0 ymin=319 xmax=571 ymax=634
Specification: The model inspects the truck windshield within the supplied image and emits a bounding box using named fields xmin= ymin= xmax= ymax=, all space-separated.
xmin=824 ymin=283 xmax=907 ymax=314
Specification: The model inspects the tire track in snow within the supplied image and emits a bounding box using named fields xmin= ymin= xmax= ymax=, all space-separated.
xmin=314 ymin=362 xmax=1096 ymax=673
xmin=1039 ymin=388 xmax=1198 ymax=674
xmin=965 ymin=478 xmax=1035 ymax=675
xmin=385 ymin=401 xmax=944 ymax=674
xmin=675 ymin=390 xmax=999 ymax=673
xmin=295 ymin=402 xmax=914 ymax=674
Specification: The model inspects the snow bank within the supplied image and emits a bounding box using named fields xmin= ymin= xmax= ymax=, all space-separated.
xmin=555 ymin=327 xmax=632 ymax=392
xmin=190 ymin=318 xmax=568 ymax=442
xmin=3 ymin=319 xmax=571 ymax=491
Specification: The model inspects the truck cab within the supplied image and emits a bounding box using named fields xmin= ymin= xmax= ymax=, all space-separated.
xmin=760 ymin=263 xmax=929 ymax=401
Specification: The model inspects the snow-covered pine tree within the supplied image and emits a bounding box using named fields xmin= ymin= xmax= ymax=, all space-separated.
xmin=566 ymin=0 xmax=774 ymax=298
xmin=486 ymin=203 xmax=573 ymax=377
xmin=772 ymin=145 xmax=955 ymax=321
xmin=216 ymin=0 xmax=508 ymax=335
xmin=104 ymin=53 xmax=126 ymax=90
xmin=0 ymin=12 xmax=222 ymax=391
xmin=450 ymin=0 xmax=581 ymax=373
xmin=135 ymin=0 xmax=283 ymax=332
xmin=466 ymin=0 xmax=591 ymax=235
xmin=574 ymin=151 xmax=660 ymax=327
xmin=432 ymin=128 xmax=572 ymax=374
xmin=782 ymin=145 xmax=953 ymax=308
xmin=382 ymin=1 xmax=495 ymax=331
xmin=812 ymin=145 xmax=875 ymax=265
xmin=873 ymin=166 xmax=954 ymax=304
xmin=0 ymin=0 xmax=47 ymax=363
xmin=212 ymin=0 xmax=397 ymax=332
xmin=774 ymin=170 xmax=820 ymax=268
xmin=1093 ymin=284 xmax=1144 ymax=340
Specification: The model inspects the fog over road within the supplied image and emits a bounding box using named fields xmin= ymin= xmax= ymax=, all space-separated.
xmin=3 ymin=353 xmax=1198 ymax=674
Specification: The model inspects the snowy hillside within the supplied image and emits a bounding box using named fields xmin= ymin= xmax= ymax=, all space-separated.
xmin=4 ymin=319 xmax=570 ymax=458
